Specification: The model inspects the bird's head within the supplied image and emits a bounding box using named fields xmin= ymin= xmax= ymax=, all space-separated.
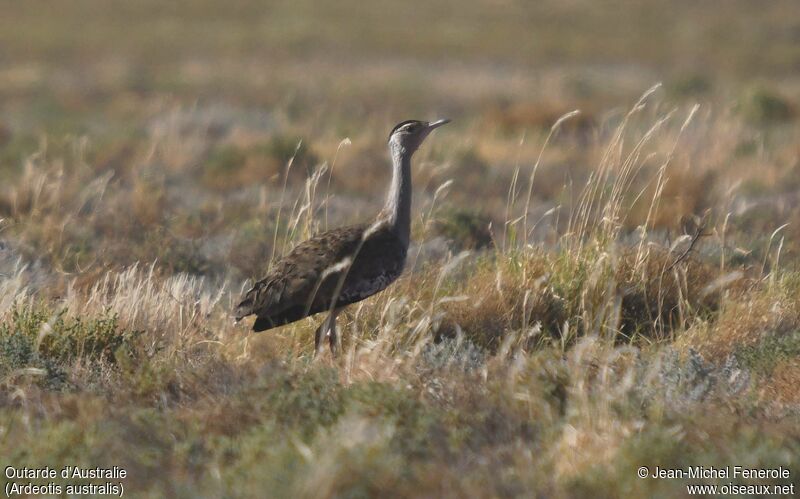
xmin=388 ymin=119 xmax=450 ymax=155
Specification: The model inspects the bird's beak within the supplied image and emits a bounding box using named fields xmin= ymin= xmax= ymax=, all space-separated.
xmin=427 ymin=119 xmax=451 ymax=130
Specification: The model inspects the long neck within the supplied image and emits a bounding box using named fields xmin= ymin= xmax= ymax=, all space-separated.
xmin=380 ymin=143 xmax=413 ymax=246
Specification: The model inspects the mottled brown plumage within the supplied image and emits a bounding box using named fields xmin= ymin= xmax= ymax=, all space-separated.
xmin=234 ymin=221 xmax=405 ymax=330
xmin=235 ymin=118 xmax=450 ymax=355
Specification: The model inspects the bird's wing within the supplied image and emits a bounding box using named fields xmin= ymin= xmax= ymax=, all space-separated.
xmin=337 ymin=227 xmax=407 ymax=304
xmin=234 ymin=224 xmax=367 ymax=321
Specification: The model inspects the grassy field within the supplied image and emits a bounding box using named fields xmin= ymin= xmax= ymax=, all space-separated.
xmin=1 ymin=1 xmax=800 ymax=497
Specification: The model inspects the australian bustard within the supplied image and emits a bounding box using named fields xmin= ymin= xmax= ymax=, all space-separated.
xmin=234 ymin=119 xmax=450 ymax=355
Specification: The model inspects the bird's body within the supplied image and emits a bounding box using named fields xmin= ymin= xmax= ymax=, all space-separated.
xmin=235 ymin=118 xmax=450 ymax=355
xmin=234 ymin=220 xmax=406 ymax=331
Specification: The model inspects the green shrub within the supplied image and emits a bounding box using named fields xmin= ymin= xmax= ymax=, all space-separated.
xmin=734 ymin=330 xmax=800 ymax=376
xmin=667 ymin=74 xmax=712 ymax=98
xmin=433 ymin=209 xmax=494 ymax=251
xmin=0 ymin=306 xmax=137 ymax=388
xmin=204 ymin=144 xmax=247 ymax=179
xmin=737 ymin=86 xmax=796 ymax=125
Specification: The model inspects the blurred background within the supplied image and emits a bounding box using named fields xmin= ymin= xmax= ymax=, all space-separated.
xmin=2 ymin=0 xmax=798 ymax=125
xmin=1 ymin=0 xmax=799 ymax=279
xmin=2 ymin=4 xmax=800 ymax=497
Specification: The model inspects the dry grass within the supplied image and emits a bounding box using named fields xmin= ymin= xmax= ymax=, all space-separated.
xmin=1 ymin=1 xmax=800 ymax=496
xmin=1 ymin=90 xmax=799 ymax=496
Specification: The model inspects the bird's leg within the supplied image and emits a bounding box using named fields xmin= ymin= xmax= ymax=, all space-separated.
xmin=313 ymin=320 xmax=327 ymax=357
xmin=328 ymin=307 xmax=344 ymax=356
xmin=314 ymin=307 xmax=342 ymax=358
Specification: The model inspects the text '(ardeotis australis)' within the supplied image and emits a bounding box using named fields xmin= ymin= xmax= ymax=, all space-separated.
xmin=234 ymin=119 xmax=450 ymax=356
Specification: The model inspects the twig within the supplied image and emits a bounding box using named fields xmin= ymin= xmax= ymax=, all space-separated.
xmin=666 ymin=218 xmax=707 ymax=272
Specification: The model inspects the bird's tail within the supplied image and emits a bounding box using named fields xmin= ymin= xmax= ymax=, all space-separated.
xmin=233 ymin=298 xmax=254 ymax=322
